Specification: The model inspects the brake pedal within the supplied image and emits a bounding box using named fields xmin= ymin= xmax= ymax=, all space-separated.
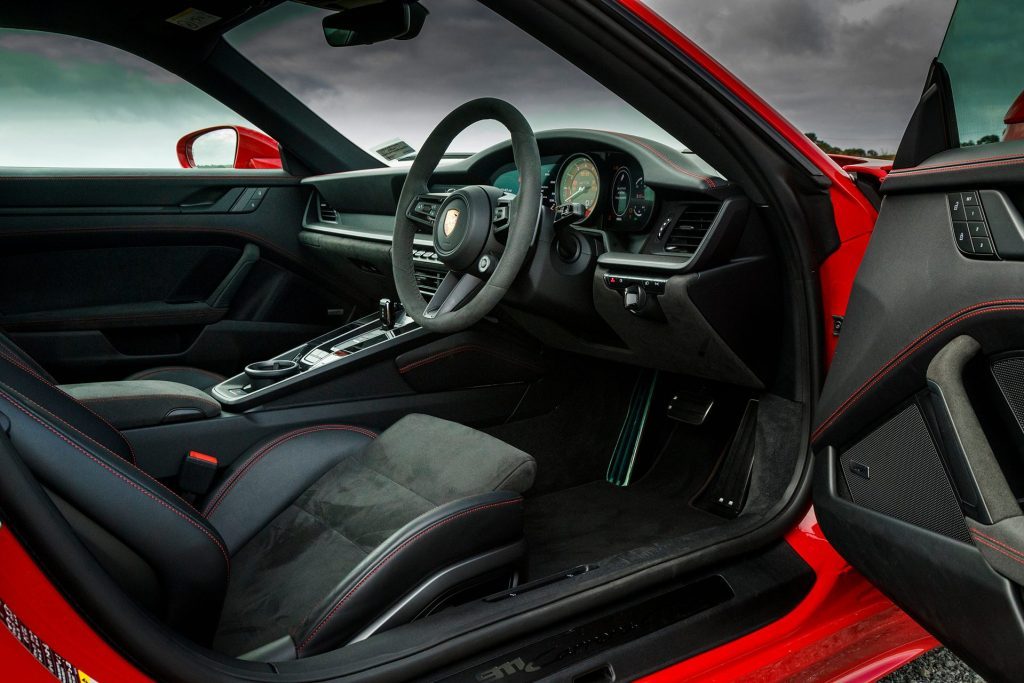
xmin=666 ymin=387 xmax=714 ymax=426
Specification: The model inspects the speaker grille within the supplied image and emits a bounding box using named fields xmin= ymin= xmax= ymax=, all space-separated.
xmin=992 ymin=356 xmax=1024 ymax=433
xmin=839 ymin=402 xmax=970 ymax=542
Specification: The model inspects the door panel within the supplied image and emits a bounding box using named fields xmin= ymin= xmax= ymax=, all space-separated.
xmin=814 ymin=183 xmax=1024 ymax=682
xmin=0 ymin=173 xmax=360 ymax=383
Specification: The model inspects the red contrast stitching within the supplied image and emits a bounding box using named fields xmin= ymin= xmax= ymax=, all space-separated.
xmin=0 ymin=346 xmax=137 ymax=465
xmin=0 ymin=390 xmax=229 ymax=570
xmin=971 ymin=533 xmax=1024 ymax=568
xmin=885 ymin=157 xmax=1024 ymax=180
xmin=812 ymin=299 xmax=1024 ymax=442
xmin=970 ymin=528 xmax=1024 ymax=560
xmin=887 ymin=152 xmax=1024 ymax=176
xmin=202 ymin=425 xmax=378 ymax=518
xmin=607 ymin=132 xmax=718 ymax=189
xmin=2 ymin=383 xmax=198 ymax=510
xmin=398 ymin=344 xmax=543 ymax=375
xmin=296 ymin=498 xmax=520 ymax=653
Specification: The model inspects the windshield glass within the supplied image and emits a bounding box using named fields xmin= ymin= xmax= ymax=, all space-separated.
xmin=226 ymin=0 xmax=685 ymax=165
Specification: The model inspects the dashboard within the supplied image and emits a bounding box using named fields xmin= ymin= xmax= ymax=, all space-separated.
xmin=299 ymin=129 xmax=775 ymax=387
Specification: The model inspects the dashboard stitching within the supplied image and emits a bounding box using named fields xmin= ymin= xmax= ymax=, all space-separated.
xmin=884 ymin=157 xmax=1024 ymax=180
xmin=606 ymin=132 xmax=718 ymax=189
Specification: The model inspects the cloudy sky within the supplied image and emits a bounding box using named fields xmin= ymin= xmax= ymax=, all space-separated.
xmin=0 ymin=0 xmax=960 ymax=168
xmin=647 ymin=0 xmax=957 ymax=153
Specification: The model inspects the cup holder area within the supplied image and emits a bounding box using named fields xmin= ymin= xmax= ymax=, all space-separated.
xmin=244 ymin=359 xmax=299 ymax=390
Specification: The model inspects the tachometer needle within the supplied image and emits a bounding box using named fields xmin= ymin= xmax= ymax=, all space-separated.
xmin=563 ymin=186 xmax=588 ymax=202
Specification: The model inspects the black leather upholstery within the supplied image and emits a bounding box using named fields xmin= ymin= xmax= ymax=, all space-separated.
xmin=0 ymin=332 xmax=54 ymax=383
xmin=294 ymin=491 xmax=523 ymax=656
xmin=211 ymin=415 xmax=535 ymax=656
xmin=0 ymin=341 xmax=229 ymax=644
xmin=0 ymin=332 xmax=536 ymax=658
xmin=204 ymin=424 xmax=379 ymax=554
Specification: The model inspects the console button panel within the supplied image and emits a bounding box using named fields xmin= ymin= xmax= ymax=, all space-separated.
xmin=603 ymin=273 xmax=667 ymax=294
xmin=948 ymin=191 xmax=998 ymax=259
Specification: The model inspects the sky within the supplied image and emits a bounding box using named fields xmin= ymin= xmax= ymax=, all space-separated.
xmin=645 ymin=0 xmax=957 ymax=153
xmin=0 ymin=0 xmax=962 ymax=168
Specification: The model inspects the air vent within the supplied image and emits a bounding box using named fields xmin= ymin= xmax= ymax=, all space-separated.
xmin=415 ymin=269 xmax=445 ymax=296
xmin=664 ymin=202 xmax=721 ymax=255
xmin=316 ymin=193 xmax=338 ymax=224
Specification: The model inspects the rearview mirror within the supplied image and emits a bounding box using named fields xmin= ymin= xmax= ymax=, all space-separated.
xmin=322 ymin=1 xmax=428 ymax=47
xmin=176 ymin=126 xmax=283 ymax=170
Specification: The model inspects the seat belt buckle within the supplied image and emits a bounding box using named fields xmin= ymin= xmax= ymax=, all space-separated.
xmin=179 ymin=451 xmax=218 ymax=496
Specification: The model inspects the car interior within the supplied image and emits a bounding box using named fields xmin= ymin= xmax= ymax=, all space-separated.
xmin=0 ymin=1 xmax=839 ymax=681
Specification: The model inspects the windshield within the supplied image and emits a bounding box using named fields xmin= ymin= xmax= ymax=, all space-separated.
xmin=226 ymin=1 xmax=686 ymax=165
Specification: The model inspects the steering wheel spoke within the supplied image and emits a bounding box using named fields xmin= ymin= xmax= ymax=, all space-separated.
xmin=405 ymin=193 xmax=448 ymax=228
xmin=423 ymin=271 xmax=484 ymax=319
xmin=491 ymin=194 xmax=514 ymax=236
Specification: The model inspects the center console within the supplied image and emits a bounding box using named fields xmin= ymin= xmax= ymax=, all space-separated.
xmin=212 ymin=299 xmax=425 ymax=409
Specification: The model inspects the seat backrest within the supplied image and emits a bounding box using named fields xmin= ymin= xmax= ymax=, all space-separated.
xmin=0 ymin=332 xmax=55 ymax=383
xmin=0 ymin=342 xmax=228 ymax=644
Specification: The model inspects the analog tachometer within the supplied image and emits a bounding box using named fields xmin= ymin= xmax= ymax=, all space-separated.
xmin=557 ymin=154 xmax=600 ymax=219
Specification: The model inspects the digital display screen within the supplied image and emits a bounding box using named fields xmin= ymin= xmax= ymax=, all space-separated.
xmin=492 ymin=161 xmax=558 ymax=195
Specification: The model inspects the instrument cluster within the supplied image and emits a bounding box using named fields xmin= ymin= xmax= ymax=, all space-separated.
xmin=492 ymin=151 xmax=656 ymax=232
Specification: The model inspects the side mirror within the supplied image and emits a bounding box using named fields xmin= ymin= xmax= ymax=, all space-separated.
xmin=322 ymin=1 xmax=428 ymax=47
xmin=1004 ymin=91 xmax=1024 ymax=142
xmin=176 ymin=126 xmax=283 ymax=169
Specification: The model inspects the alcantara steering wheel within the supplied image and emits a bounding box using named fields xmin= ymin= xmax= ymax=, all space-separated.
xmin=392 ymin=98 xmax=541 ymax=333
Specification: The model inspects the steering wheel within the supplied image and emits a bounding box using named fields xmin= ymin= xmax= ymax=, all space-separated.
xmin=392 ymin=98 xmax=541 ymax=333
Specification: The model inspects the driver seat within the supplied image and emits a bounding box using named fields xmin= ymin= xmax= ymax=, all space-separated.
xmin=0 ymin=344 xmax=536 ymax=659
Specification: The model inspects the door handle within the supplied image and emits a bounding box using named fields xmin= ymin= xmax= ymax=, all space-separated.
xmin=927 ymin=335 xmax=1019 ymax=524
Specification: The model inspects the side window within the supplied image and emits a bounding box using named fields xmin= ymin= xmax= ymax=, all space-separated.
xmin=0 ymin=28 xmax=279 ymax=169
xmin=939 ymin=0 xmax=1024 ymax=148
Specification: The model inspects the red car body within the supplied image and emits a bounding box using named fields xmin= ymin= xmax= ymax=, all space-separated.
xmin=0 ymin=2 xmax=948 ymax=682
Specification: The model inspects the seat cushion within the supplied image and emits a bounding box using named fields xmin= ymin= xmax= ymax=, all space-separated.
xmin=211 ymin=414 xmax=535 ymax=657
xmin=124 ymin=366 xmax=226 ymax=391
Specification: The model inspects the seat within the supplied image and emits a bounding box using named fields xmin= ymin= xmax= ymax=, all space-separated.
xmin=0 ymin=332 xmax=225 ymax=391
xmin=0 ymin=343 xmax=536 ymax=659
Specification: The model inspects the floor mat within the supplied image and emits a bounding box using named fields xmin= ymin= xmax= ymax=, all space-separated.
xmin=524 ymin=480 xmax=726 ymax=577
xmin=522 ymin=402 xmax=742 ymax=578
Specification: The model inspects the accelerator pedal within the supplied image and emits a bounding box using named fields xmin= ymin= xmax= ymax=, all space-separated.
xmin=606 ymin=369 xmax=658 ymax=487
xmin=694 ymin=399 xmax=760 ymax=518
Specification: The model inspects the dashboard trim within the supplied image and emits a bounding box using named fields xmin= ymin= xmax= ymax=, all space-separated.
xmin=597 ymin=252 xmax=692 ymax=273
xmin=304 ymin=219 xmax=435 ymax=248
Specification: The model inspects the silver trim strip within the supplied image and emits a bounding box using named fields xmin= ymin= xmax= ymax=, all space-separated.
xmin=303 ymin=220 xmax=435 ymax=248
